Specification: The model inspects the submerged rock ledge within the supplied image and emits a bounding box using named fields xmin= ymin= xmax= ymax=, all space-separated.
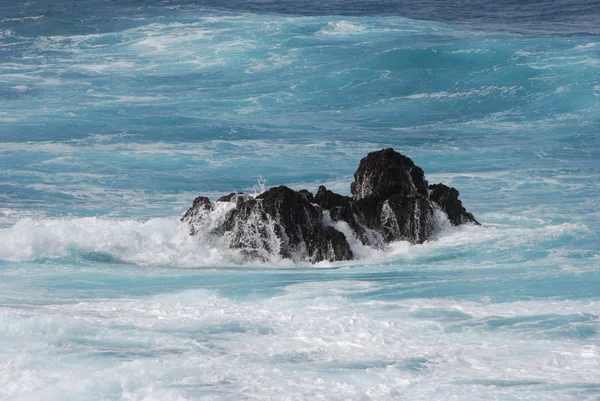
xmin=182 ymin=148 xmax=479 ymax=263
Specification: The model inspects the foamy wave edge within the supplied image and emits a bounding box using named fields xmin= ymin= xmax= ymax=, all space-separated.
xmin=0 ymin=212 xmax=587 ymax=268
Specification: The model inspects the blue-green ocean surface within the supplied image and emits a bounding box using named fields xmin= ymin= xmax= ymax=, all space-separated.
xmin=1 ymin=0 xmax=599 ymax=399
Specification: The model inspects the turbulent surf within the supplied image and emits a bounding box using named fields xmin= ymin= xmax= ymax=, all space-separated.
xmin=0 ymin=0 xmax=599 ymax=400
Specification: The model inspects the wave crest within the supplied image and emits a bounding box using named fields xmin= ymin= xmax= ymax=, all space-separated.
xmin=0 ymin=209 xmax=590 ymax=268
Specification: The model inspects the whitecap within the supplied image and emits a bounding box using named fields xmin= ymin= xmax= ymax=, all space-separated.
xmin=319 ymin=21 xmax=367 ymax=36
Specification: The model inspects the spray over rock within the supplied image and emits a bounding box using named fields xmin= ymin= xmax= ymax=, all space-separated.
xmin=182 ymin=148 xmax=479 ymax=263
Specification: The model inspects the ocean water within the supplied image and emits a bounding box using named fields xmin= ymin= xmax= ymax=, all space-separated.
xmin=1 ymin=0 xmax=599 ymax=399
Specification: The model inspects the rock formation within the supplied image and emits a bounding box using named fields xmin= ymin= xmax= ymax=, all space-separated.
xmin=181 ymin=148 xmax=479 ymax=263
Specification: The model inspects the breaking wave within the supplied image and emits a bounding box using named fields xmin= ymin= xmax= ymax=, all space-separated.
xmin=0 ymin=209 xmax=588 ymax=268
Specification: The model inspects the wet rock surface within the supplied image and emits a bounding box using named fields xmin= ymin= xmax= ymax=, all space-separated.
xmin=182 ymin=148 xmax=479 ymax=263
xmin=351 ymin=148 xmax=428 ymax=200
xmin=428 ymin=183 xmax=480 ymax=226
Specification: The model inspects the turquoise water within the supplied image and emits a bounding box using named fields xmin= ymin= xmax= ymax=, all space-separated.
xmin=1 ymin=1 xmax=599 ymax=399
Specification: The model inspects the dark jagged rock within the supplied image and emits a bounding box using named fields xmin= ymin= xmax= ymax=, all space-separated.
xmin=185 ymin=185 xmax=353 ymax=263
xmin=428 ymin=183 xmax=480 ymax=226
xmin=307 ymin=226 xmax=353 ymax=263
xmin=315 ymin=185 xmax=350 ymax=209
xmin=217 ymin=192 xmax=243 ymax=202
xmin=348 ymin=149 xmax=434 ymax=244
xmin=190 ymin=196 xmax=213 ymax=211
xmin=298 ymin=189 xmax=314 ymax=203
xmin=351 ymin=148 xmax=428 ymax=200
xmin=257 ymin=186 xmax=353 ymax=262
xmin=182 ymin=148 xmax=479 ymax=263
xmin=256 ymin=186 xmax=322 ymax=257
xmin=180 ymin=196 xmax=213 ymax=235
xmin=314 ymin=185 xmax=373 ymax=245
xmin=379 ymin=195 xmax=433 ymax=243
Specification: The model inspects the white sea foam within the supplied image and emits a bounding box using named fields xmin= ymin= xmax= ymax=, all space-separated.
xmin=245 ymin=53 xmax=295 ymax=74
xmin=450 ymin=48 xmax=488 ymax=54
xmin=0 ymin=139 xmax=386 ymax=168
xmin=12 ymin=85 xmax=29 ymax=92
xmin=0 ymin=217 xmax=221 ymax=266
xmin=319 ymin=21 xmax=368 ymax=36
xmin=1 ymin=280 xmax=598 ymax=400
xmin=0 ymin=15 xmax=45 ymax=23
xmin=406 ymin=86 xmax=520 ymax=100
xmin=0 ymin=208 xmax=588 ymax=269
xmin=574 ymin=42 xmax=598 ymax=50
xmin=76 ymin=61 xmax=135 ymax=73
xmin=0 ymin=116 xmax=20 ymax=123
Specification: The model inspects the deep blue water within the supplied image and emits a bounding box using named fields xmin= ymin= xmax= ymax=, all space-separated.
xmin=1 ymin=0 xmax=599 ymax=399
